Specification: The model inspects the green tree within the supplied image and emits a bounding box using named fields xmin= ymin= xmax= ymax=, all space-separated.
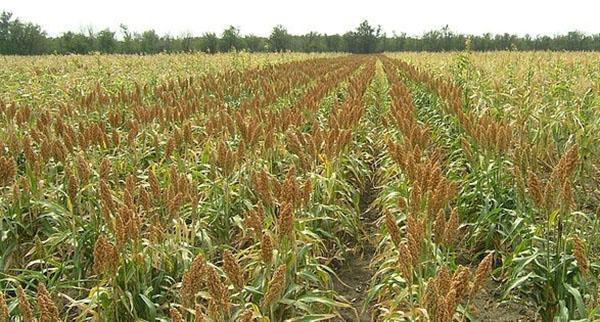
xmin=97 ymin=29 xmax=116 ymax=53
xmin=200 ymin=32 xmax=218 ymax=53
xmin=269 ymin=25 xmax=291 ymax=52
xmin=180 ymin=32 xmax=193 ymax=52
xmin=324 ymin=34 xmax=343 ymax=52
xmin=119 ymin=24 xmax=144 ymax=53
xmin=302 ymin=32 xmax=326 ymax=52
xmin=220 ymin=26 xmax=242 ymax=52
xmin=351 ymin=20 xmax=381 ymax=53
xmin=0 ymin=11 xmax=12 ymax=53
xmin=59 ymin=31 xmax=91 ymax=54
xmin=0 ymin=11 xmax=47 ymax=54
xmin=140 ymin=30 xmax=160 ymax=53
xmin=244 ymin=34 xmax=265 ymax=52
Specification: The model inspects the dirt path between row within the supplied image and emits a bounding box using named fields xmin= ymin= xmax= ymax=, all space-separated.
xmin=333 ymin=162 xmax=380 ymax=322
xmin=333 ymin=59 xmax=385 ymax=322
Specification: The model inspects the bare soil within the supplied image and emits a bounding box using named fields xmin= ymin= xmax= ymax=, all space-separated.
xmin=333 ymin=248 xmax=375 ymax=321
xmin=470 ymin=280 xmax=539 ymax=322
xmin=333 ymin=173 xmax=379 ymax=322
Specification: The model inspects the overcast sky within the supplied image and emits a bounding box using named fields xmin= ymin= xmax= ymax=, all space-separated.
xmin=3 ymin=0 xmax=599 ymax=37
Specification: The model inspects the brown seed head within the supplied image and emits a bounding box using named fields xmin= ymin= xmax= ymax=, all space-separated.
xmin=76 ymin=154 xmax=91 ymax=184
xmin=17 ymin=285 xmax=34 ymax=322
xmin=244 ymin=205 xmax=263 ymax=236
xmin=443 ymin=288 xmax=458 ymax=322
xmin=556 ymin=143 xmax=579 ymax=182
xmin=398 ymin=197 xmax=407 ymax=211
xmin=93 ymin=234 xmax=118 ymax=275
xmin=207 ymin=298 xmax=223 ymax=321
xmin=0 ymin=156 xmax=17 ymax=187
xmin=237 ymin=308 xmax=253 ymax=322
xmin=384 ymin=211 xmax=402 ymax=248
xmin=99 ymin=179 xmax=114 ymax=213
xmin=194 ymin=304 xmax=206 ymax=322
xmin=139 ymin=188 xmax=152 ymax=213
xmin=261 ymin=233 xmax=273 ymax=264
xmin=572 ymin=235 xmax=589 ymax=276
xmin=223 ymin=250 xmax=245 ymax=290
xmin=206 ymin=265 xmax=230 ymax=313
xmin=424 ymin=276 xmax=438 ymax=314
xmin=561 ymin=180 xmax=575 ymax=209
xmin=406 ymin=213 xmax=424 ymax=265
xmin=253 ymin=170 xmax=273 ymax=205
xmin=262 ymin=264 xmax=286 ymax=308
xmin=397 ymin=244 xmax=413 ymax=283
xmin=114 ymin=205 xmax=138 ymax=247
xmin=433 ymin=209 xmax=446 ymax=244
xmin=0 ymin=292 xmax=9 ymax=322
xmin=37 ymin=283 xmax=60 ymax=322
xmin=181 ymin=253 xmax=206 ymax=306
xmin=450 ymin=266 xmax=471 ymax=300
xmin=278 ymin=203 xmax=294 ymax=240
xmin=434 ymin=293 xmax=447 ymax=322
xmin=436 ymin=266 xmax=451 ymax=296
xmin=165 ymin=136 xmax=175 ymax=157
xmin=170 ymin=307 xmax=185 ymax=322
xmin=301 ymin=179 xmax=312 ymax=206
xmin=148 ymin=170 xmax=162 ymax=200
xmin=444 ymin=208 xmax=459 ymax=247
xmin=527 ymin=171 xmax=544 ymax=208
xmin=471 ymin=252 xmax=494 ymax=296
xmin=66 ymin=169 xmax=79 ymax=204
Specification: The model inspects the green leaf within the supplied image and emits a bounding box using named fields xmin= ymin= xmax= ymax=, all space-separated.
xmin=138 ymin=294 xmax=157 ymax=320
xmin=297 ymin=295 xmax=352 ymax=308
xmin=556 ymin=300 xmax=569 ymax=322
xmin=564 ymin=283 xmax=586 ymax=318
xmin=284 ymin=314 xmax=337 ymax=322
xmin=503 ymin=272 xmax=534 ymax=298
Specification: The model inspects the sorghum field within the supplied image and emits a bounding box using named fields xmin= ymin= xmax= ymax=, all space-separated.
xmin=0 ymin=51 xmax=599 ymax=321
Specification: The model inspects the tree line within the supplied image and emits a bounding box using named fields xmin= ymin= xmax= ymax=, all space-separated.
xmin=2 ymin=11 xmax=600 ymax=55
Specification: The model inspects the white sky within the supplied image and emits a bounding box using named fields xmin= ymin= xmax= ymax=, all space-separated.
xmin=3 ymin=0 xmax=600 ymax=37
